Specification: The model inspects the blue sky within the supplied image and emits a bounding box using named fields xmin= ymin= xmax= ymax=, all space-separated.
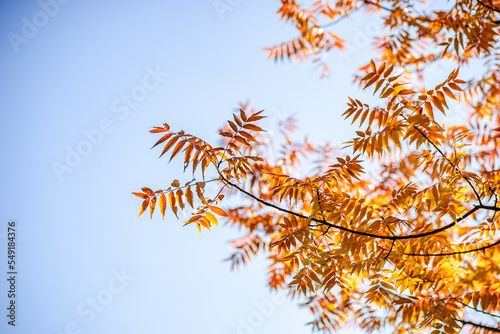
xmin=0 ymin=1 xmax=459 ymax=333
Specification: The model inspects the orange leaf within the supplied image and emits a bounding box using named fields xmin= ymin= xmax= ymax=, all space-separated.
xmin=176 ymin=189 xmax=185 ymax=211
xmin=152 ymin=132 xmax=173 ymax=148
xmin=247 ymin=110 xmax=266 ymax=122
xmin=199 ymin=217 xmax=211 ymax=230
xmin=425 ymin=102 xmax=434 ymax=119
xmin=138 ymin=198 xmax=150 ymax=217
xmin=210 ymin=206 xmax=228 ymax=216
xmin=168 ymin=191 xmax=178 ymax=218
xmin=185 ymin=186 xmax=194 ymax=208
xmin=361 ymin=72 xmax=376 ymax=81
xmin=239 ymin=108 xmax=247 ymax=121
xmin=233 ymin=114 xmax=243 ymax=127
xmin=448 ymin=82 xmax=462 ymax=91
xmin=239 ymin=130 xmax=258 ymax=143
xmin=159 ymin=193 xmax=166 ymax=219
xmin=160 ymin=135 xmax=179 ymax=157
xmin=364 ymin=75 xmax=378 ymax=89
xmin=384 ymin=64 xmax=394 ymax=77
xmin=149 ymin=196 xmax=157 ymax=218
xmin=142 ymin=187 xmax=154 ymax=196
xmin=170 ymin=140 xmax=186 ymax=161
xmin=150 ymin=123 xmax=170 ymax=133
xmin=377 ymin=62 xmax=386 ymax=74
xmin=431 ymin=96 xmax=445 ymax=114
xmin=234 ymin=135 xmax=250 ymax=146
xmin=243 ymin=124 xmax=264 ymax=132
xmin=228 ymin=120 xmax=238 ymax=132
xmin=442 ymin=87 xmax=456 ymax=100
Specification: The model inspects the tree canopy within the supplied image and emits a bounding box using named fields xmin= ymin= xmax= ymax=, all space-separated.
xmin=134 ymin=1 xmax=500 ymax=333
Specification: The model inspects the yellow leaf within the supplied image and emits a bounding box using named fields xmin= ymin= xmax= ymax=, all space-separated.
xmin=199 ymin=217 xmax=211 ymax=230
xmin=205 ymin=211 xmax=218 ymax=226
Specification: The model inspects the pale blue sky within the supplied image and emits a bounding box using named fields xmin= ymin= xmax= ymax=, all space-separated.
xmin=0 ymin=1 xmax=460 ymax=333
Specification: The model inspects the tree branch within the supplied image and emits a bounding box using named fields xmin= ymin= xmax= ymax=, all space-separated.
xmin=220 ymin=174 xmax=499 ymax=241
xmin=454 ymin=298 xmax=500 ymax=320
xmin=477 ymin=0 xmax=500 ymax=13
xmin=400 ymin=112 xmax=483 ymax=204
xmin=388 ymin=237 xmax=500 ymax=257
xmin=455 ymin=319 xmax=500 ymax=332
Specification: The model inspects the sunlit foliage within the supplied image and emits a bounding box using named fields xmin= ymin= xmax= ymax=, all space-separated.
xmin=135 ymin=1 xmax=500 ymax=332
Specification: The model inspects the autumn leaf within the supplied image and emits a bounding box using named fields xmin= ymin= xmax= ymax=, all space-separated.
xmin=159 ymin=193 xmax=166 ymax=219
xmin=210 ymin=206 xmax=228 ymax=217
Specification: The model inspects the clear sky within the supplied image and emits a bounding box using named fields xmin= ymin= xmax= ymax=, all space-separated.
xmin=0 ymin=1 xmax=458 ymax=333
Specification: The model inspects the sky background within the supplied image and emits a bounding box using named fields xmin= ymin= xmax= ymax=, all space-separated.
xmin=0 ymin=1 xmax=463 ymax=333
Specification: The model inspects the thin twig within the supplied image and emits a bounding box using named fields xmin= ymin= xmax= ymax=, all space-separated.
xmin=364 ymin=0 xmax=392 ymax=12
